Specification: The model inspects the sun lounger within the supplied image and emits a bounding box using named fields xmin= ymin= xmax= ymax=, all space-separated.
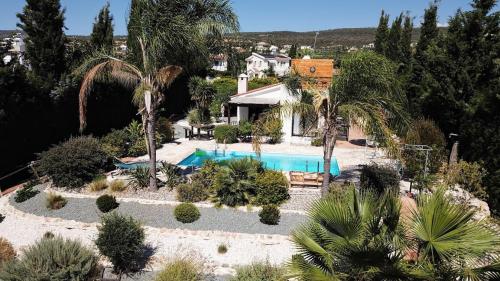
xmin=289 ymin=171 xmax=323 ymax=188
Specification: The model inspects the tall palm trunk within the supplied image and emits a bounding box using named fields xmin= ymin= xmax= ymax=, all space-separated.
xmin=321 ymin=127 xmax=337 ymax=197
xmin=147 ymin=110 xmax=158 ymax=191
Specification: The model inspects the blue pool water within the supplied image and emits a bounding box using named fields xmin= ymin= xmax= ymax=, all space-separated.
xmin=178 ymin=149 xmax=340 ymax=175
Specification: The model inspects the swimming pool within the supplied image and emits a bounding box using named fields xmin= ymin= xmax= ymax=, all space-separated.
xmin=178 ymin=149 xmax=341 ymax=175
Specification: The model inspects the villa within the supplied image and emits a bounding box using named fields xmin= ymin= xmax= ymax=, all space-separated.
xmin=245 ymin=52 xmax=291 ymax=78
xmin=227 ymin=58 xmax=349 ymax=144
xmin=211 ymin=54 xmax=228 ymax=72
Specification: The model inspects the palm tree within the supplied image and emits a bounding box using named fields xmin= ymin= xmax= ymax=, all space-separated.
xmin=289 ymin=188 xmax=411 ymax=280
xmin=77 ymin=0 xmax=238 ymax=190
xmin=188 ymin=76 xmax=216 ymax=124
xmin=278 ymin=51 xmax=407 ymax=196
xmin=289 ymin=187 xmax=500 ymax=280
xmin=411 ymin=188 xmax=500 ymax=280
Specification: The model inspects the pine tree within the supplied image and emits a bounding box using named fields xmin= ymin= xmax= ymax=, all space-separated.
xmin=17 ymin=0 xmax=66 ymax=84
xmin=90 ymin=2 xmax=114 ymax=51
xmin=126 ymin=0 xmax=143 ymax=65
xmin=401 ymin=14 xmax=413 ymax=64
xmin=374 ymin=10 xmax=390 ymax=55
xmin=387 ymin=13 xmax=404 ymax=62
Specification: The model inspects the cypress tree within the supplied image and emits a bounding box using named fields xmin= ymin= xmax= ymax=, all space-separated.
xmin=401 ymin=14 xmax=413 ymax=64
xmin=289 ymin=44 xmax=298 ymax=59
xmin=387 ymin=13 xmax=404 ymax=62
xmin=415 ymin=3 xmax=439 ymax=61
xmin=17 ymin=0 xmax=66 ymax=84
xmin=374 ymin=10 xmax=390 ymax=55
xmin=90 ymin=2 xmax=114 ymax=51
xmin=126 ymin=0 xmax=143 ymax=65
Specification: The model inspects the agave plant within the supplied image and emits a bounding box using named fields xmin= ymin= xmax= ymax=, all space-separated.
xmin=289 ymin=188 xmax=411 ymax=280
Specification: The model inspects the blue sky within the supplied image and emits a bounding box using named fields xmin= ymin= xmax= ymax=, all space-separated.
xmin=0 ymin=0 xmax=491 ymax=35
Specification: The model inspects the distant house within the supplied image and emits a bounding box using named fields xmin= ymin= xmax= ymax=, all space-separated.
xmin=2 ymin=33 xmax=25 ymax=65
xmin=211 ymin=54 xmax=228 ymax=72
xmin=255 ymin=41 xmax=269 ymax=52
xmin=269 ymin=45 xmax=279 ymax=54
xmin=362 ymin=42 xmax=375 ymax=49
xmin=300 ymin=45 xmax=312 ymax=50
xmin=245 ymin=52 xmax=291 ymax=79
xmin=347 ymin=46 xmax=359 ymax=53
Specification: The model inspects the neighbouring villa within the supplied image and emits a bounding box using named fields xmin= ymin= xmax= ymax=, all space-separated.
xmin=211 ymin=53 xmax=228 ymax=72
xmin=245 ymin=52 xmax=291 ymax=78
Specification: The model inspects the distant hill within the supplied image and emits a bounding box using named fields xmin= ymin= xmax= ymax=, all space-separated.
xmin=0 ymin=30 xmax=24 ymax=39
xmin=2 ymin=27 xmax=447 ymax=48
xmin=235 ymin=27 xmax=445 ymax=48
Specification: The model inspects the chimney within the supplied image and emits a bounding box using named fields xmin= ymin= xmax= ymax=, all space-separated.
xmin=238 ymin=73 xmax=248 ymax=94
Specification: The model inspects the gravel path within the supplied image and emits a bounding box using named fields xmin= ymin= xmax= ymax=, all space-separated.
xmin=10 ymin=186 xmax=307 ymax=236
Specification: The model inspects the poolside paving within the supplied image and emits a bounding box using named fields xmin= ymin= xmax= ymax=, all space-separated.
xmin=9 ymin=186 xmax=307 ymax=236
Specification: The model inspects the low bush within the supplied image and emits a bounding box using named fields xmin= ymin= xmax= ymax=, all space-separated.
xmin=311 ymin=138 xmax=323 ymax=147
xmin=0 ymin=237 xmax=16 ymax=269
xmin=259 ymin=205 xmax=280 ymax=225
xmin=329 ymin=181 xmax=353 ymax=197
xmin=196 ymin=159 xmax=222 ymax=190
xmin=14 ymin=185 xmax=40 ymax=203
xmin=176 ymin=182 xmax=208 ymax=203
xmin=129 ymin=167 xmax=150 ymax=189
xmin=265 ymin=119 xmax=283 ymax=144
xmin=231 ymin=261 xmax=286 ymax=281
xmin=174 ymin=203 xmax=201 ymax=223
xmin=128 ymin=138 xmax=148 ymax=157
xmin=157 ymin=117 xmax=174 ymax=143
xmin=159 ymin=162 xmax=183 ymax=190
xmin=96 ymin=213 xmax=148 ymax=277
xmin=360 ymin=164 xmax=400 ymax=195
xmin=89 ymin=177 xmax=108 ymax=192
xmin=0 ymin=236 xmax=98 ymax=281
xmin=37 ymin=136 xmax=109 ymax=188
xmin=443 ymin=161 xmax=487 ymax=200
xmin=213 ymin=170 xmax=251 ymax=207
xmin=155 ymin=257 xmax=205 ymax=281
xmin=101 ymin=129 xmax=129 ymax=158
xmin=45 ymin=192 xmax=67 ymax=210
xmin=238 ymin=121 xmax=253 ymax=141
xmin=254 ymin=171 xmax=290 ymax=205
xmin=217 ymin=243 xmax=228 ymax=254
xmin=96 ymin=194 xmax=119 ymax=213
xmin=109 ymin=179 xmax=127 ymax=192
xmin=214 ymin=124 xmax=239 ymax=143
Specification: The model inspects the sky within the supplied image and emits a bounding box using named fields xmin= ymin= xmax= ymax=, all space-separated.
xmin=0 ymin=0 xmax=493 ymax=35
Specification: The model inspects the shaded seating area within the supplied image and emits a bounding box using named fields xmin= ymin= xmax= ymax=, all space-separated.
xmin=289 ymin=171 xmax=325 ymax=188
xmin=183 ymin=124 xmax=215 ymax=140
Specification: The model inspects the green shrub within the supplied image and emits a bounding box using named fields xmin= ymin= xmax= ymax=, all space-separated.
xmin=0 ymin=236 xmax=98 ymax=281
xmin=109 ymin=179 xmax=127 ymax=192
xmin=96 ymin=194 xmax=119 ymax=213
xmin=217 ymin=243 xmax=228 ymax=254
xmin=196 ymin=159 xmax=222 ymax=190
xmin=254 ymin=171 xmax=290 ymax=205
xmin=0 ymin=237 xmax=16 ymax=269
xmin=174 ymin=203 xmax=201 ymax=223
xmin=231 ymin=261 xmax=286 ymax=281
xmin=101 ymin=129 xmax=129 ymax=158
xmin=360 ymin=164 xmax=400 ymax=195
xmin=96 ymin=213 xmax=147 ymax=277
xmin=176 ymin=182 xmax=208 ymax=203
xmin=129 ymin=167 xmax=151 ymax=189
xmin=311 ymin=138 xmax=323 ymax=147
xmin=404 ymin=118 xmax=447 ymax=177
xmin=128 ymin=138 xmax=148 ymax=157
xmin=214 ymin=124 xmax=239 ymax=143
xmin=443 ymin=161 xmax=488 ymax=200
xmin=45 ymin=192 xmax=67 ymax=210
xmin=14 ymin=185 xmax=40 ymax=203
xmin=159 ymin=162 xmax=183 ymax=190
xmin=265 ymin=119 xmax=283 ymax=144
xmin=89 ymin=178 xmax=108 ymax=192
xmin=213 ymin=170 xmax=251 ymax=207
xmin=157 ymin=117 xmax=174 ymax=143
xmin=238 ymin=121 xmax=253 ymax=141
xmin=259 ymin=205 xmax=280 ymax=225
xmin=248 ymin=77 xmax=279 ymax=90
xmin=37 ymin=136 xmax=109 ymax=188
xmin=155 ymin=258 xmax=205 ymax=281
